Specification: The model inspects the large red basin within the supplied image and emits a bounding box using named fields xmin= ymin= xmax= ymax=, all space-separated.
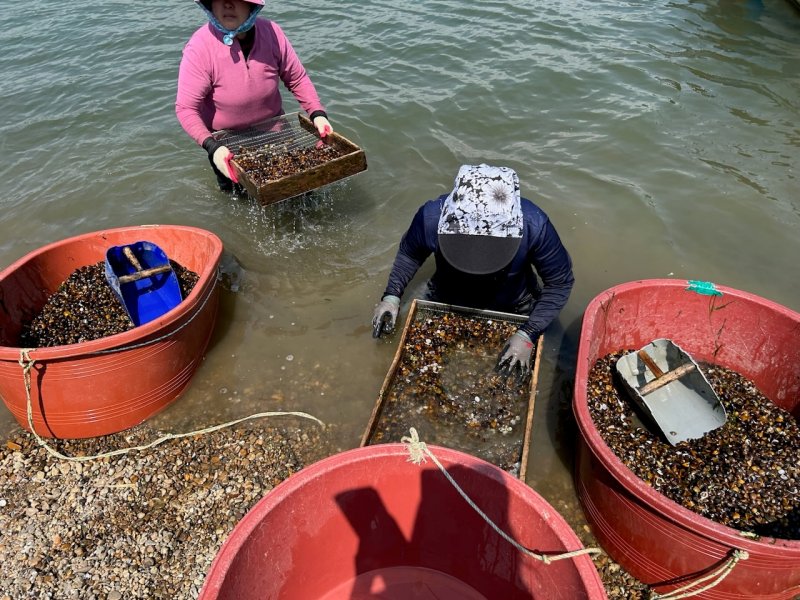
xmin=200 ymin=444 xmax=607 ymax=600
xmin=0 ymin=225 xmax=223 ymax=438
xmin=573 ymin=279 xmax=800 ymax=599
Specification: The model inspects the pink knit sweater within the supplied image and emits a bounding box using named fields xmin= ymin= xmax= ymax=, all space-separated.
xmin=176 ymin=19 xmax=326 ymax=145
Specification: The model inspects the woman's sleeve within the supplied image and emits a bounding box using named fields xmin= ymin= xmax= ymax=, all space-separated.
xmin=519 ymin=218 xmax=575 ymax=338
xmin=175 ymin=37 xmax=214 ymax=146
xmin=271 ymin=22 xmax=326 ymax=117
xmin=383 ymin=206 xmax=434 ymax=299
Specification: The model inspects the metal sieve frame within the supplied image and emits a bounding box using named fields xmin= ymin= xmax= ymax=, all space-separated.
xmin=212 ymin=112 xmax=319 ymax=154
xmin=360 ymin=298 xmax=543 ymax=481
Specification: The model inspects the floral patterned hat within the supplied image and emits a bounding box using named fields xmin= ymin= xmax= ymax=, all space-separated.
xmin=437 ymin=164 xmax=523 ymax=275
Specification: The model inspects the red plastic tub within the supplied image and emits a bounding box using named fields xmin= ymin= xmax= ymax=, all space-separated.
xmin=199 ymin=444 xmax=607 ymax=600
xmin=573 ymin=279 xmax=800 ymax=599
xmin=0 ymin=225 xmax=223 ymax=439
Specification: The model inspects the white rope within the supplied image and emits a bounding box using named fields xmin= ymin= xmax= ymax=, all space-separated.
xmin=403 ymin=425 xmax=749 ymax=596
xmin=401 ymin=427 xmax=602 ymax=565
xmin=649 ymin=549 xmax=749 ymax=599
xmin=18 ymin=349 xmax=324 ymax=462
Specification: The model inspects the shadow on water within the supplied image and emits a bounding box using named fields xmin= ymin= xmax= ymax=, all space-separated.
xmin=709 ymin=0 xmax=767 ymax=25
xmin=541 ymin=316 xmax=583 ymax=481
xmin=197 ymin=249 xmax=247 ymax=358
xmin=523 ymin=313 xmax=597 ymax=530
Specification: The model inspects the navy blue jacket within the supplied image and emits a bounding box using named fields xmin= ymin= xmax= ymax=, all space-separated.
xmin=383 ymin=195 xmax=574 ymax=338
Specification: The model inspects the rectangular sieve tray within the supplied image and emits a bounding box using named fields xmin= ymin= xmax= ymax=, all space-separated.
xmin=361 ymin=299 xmax=543 ymax=481
xmin=214 ymin=112 xmax=367 ymax=206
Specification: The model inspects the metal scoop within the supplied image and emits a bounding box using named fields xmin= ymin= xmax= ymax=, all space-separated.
xmin=615 ymin=339 xmax=727 ymax=445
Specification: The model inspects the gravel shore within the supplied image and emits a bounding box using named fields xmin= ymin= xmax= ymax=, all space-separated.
xmin=0 ymin=420 xmax=339 ymax=600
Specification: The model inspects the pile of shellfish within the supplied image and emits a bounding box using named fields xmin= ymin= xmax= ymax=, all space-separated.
xmin=371 ymin=310 xmax=532 ymax=475
xmin=588 ymin=351 xmax=799 ymax=539
xmin=18 ymin=262 xmax=198 ymax=348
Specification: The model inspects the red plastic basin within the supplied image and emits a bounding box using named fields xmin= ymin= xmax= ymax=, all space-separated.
xmin=199 ymin=444 xmax=607 ymax=600
xmin=573 ymin=279 xmax=800 ymax=599
xmin=0 ymin=225 xmax=223 ymax=439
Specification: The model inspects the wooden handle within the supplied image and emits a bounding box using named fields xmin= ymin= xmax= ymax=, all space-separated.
xmin=122 ymin=246 xmax=143 ymax=272
xmin=117 ymin=264 xmax=173 ymax=284
xmin=637 ymin=350 xmax=664 ymax=378
xmin=636 ymin=348 xmax=697 ymax=396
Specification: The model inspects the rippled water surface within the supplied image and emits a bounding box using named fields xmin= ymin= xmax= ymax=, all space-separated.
xmin=1 ymin=1 xmax=798 ymax=502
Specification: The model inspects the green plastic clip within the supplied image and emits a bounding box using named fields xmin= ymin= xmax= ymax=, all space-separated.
xmin=686 ymin=280 xmax=722 ymax=296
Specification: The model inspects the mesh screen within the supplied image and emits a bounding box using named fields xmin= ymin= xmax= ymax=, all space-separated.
xmin=212 ymin=112 xmax=319 ymax=154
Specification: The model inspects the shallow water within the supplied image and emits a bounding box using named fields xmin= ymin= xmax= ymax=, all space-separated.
xmin=1 ymin=0 xmax=798 ymax=511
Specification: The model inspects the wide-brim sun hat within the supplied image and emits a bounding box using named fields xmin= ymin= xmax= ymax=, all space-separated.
xmin=437 ymin=164 xmax=523 ymax=275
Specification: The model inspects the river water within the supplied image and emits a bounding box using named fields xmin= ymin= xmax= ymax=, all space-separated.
xmin=1 ymin=0 xmax=798 ymax=506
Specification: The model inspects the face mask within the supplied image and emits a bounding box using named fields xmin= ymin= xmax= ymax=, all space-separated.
xmin=197 ymin=3 xmax=263 ymax=46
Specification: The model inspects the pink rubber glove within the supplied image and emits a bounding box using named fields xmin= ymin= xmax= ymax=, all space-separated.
xmin=313 ymin=116 xmax=333 ymax=138
xmin=212 ymin=145 xmax=238 ymax=184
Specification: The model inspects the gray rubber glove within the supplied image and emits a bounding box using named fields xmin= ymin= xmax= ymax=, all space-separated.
xmin=496 ymin=330 xmax=535 ymax=382
xmin=372 ymin=295 xmax=400 ymax=338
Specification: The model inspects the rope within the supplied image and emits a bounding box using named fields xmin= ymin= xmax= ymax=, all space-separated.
xmin=401 ymin=427 xmax=602 ymax=565
xmin=18 ymin=349 xmax=324 ymax=463
xmin=649 ymin=549 xmax=749 ymax=599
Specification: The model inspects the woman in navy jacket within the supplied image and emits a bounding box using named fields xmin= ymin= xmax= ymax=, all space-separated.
xmin=372 ymin=164 xmax=574 ymax=380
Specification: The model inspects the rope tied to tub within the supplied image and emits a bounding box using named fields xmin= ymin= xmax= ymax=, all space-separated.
xmin=17 ymin=349 xmax=324 ymax=463
xmin=649 ymin=548 xmax=750 ymax=599
xmin=401 ymin=427 xmax=602 ymax=565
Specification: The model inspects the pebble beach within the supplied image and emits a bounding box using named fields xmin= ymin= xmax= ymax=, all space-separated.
xmin=0 ymin=420 xmax=338 ymax=600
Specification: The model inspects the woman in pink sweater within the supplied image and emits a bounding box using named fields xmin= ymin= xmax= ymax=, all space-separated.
xmin=176 ymin=0 xmax=332 ymax=191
